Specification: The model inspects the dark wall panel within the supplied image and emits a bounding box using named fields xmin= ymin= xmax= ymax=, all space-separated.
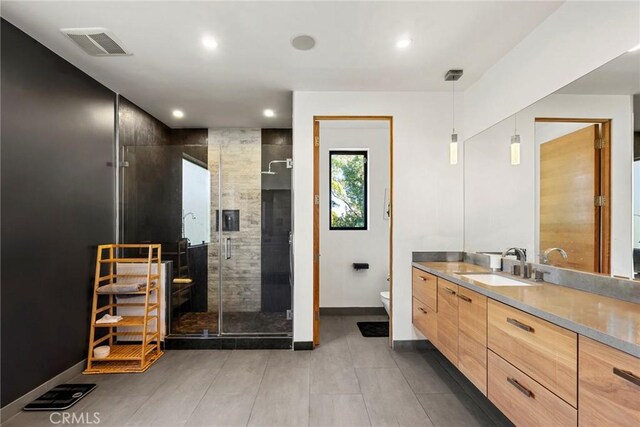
xmin=119 ymin=96 xmax=171 ymax=147
xmin=261 ymin=129 xmax=292 ymax=312
xmin=119 ymin=99 xmax=207 ymax=245
xmin=1 ymin=20 xmax=115 ymax=406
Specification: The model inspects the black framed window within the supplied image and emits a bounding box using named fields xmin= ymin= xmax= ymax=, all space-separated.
xmin=329 ymin=150 xmax=368 ymax=230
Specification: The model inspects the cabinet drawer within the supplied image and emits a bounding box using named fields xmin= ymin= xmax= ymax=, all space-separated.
xmin=488 ymin=350 xmax=577 ymax=427
xmin=487 ymin=299 xmax=577 ymax=407
xmin=578 ymin=336 xmax=640 ymax=426
xmin=412 ymin=268 xmax=437 ymax=311
xmin=437 ymin=280 xmax=458 ymax=366
xmin=458 ymin=287 xmax=487 ymax=395
xmin=412 ymin=297 xmax=437 ymax=345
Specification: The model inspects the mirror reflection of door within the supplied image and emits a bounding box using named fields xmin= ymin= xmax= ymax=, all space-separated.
xmin=537 ymin=120 xmax=611 ymax=273
xmin=634 ymin=122 xmax=640 ymax=278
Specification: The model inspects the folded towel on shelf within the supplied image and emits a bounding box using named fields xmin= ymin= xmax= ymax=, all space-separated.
xmin=97 ymin=283 xmax=146 ymax=294
xmin=96 ymin=314 xmax=123 ymax=324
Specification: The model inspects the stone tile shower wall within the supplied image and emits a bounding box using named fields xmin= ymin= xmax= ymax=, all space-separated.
xmin=208 ymin=129 xmax=262 ymax=312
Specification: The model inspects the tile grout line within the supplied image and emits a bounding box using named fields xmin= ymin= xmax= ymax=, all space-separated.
xmin=123 ymin=351 xmax=202 ymax=424
xmin=244 ymin=351 xmax=271 ymax=427
xmin=389 ymin=350 xmax=435 ymax=426
xmin=182 ymin=350 xmax=231 ymax=426
xmin=430 ymin=351 xmax=501 ymax=427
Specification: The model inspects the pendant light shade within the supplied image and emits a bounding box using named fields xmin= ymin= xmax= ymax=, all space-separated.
xmin=511 ymin=114 xmax=521 ymax=166
xmin=450 ymin=133 xmax=458 ymax=165
xmin=510 ymin=134 xmax=521 ymax=165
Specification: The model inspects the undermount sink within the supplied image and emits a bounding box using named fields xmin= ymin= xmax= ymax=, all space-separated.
xmin=457 ymin=273 xmax=533 ymax=287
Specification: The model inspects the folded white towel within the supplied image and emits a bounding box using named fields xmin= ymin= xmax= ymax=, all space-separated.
xmin=97 ymin=283 xmax=146 ymax=294
xmin=96 ymin=314 xmax=123 ymax=324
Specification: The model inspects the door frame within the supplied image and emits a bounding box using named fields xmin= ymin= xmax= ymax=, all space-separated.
xmin=312 ymin=115 xmax=394 ymax=347
xmin=535 ymin=117 xmax=611 ymax=274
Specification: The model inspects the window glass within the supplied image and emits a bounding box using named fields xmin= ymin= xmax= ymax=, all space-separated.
xmin=330 ymin=151 xmax=368 ymax=230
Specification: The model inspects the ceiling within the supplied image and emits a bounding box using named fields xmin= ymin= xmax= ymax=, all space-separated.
xmin=2 ymin=1 xmax=563 ymax=128
xmin=557 ymin=49 xmax=640 ymax=96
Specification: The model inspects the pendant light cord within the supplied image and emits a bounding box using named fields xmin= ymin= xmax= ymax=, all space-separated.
xmin=452 ymin=79 xmax=455 ymax=134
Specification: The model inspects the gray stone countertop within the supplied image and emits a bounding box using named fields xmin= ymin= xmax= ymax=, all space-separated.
xmin=412 ymin=261 xmax=640 ymax=358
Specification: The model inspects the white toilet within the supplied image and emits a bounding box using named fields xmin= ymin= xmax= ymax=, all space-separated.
xmin=380 ymin=273 xmax=391 ymax=316
xmin=380 ymin=291 xmax=390 ymax=316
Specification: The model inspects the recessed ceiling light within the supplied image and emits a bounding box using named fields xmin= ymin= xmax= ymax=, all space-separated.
xmin=291 ymin=35 xmax=316 ymax=51
xmin=173 ymin=110 xmax=184 ymax=118
xmin=263 ymin=109 xmax=275 ymax=118
xmin=202 ymin=36 xmax=218 ymax=50
xmin=396 ymin=38 xmax=412 ymax=49
xmin=629 ymin=43 xmax=640 ymax=53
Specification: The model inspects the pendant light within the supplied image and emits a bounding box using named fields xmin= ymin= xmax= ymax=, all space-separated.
xmin=445 ymin=70 xmax=463 ymax=165
xmin=511 ymin=114 xmax=521 ymax=165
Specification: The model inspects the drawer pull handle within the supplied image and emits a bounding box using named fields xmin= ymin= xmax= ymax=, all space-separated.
xmin=507 ymin=317 xmax=535 ymax=333
xmin=418 ymin=307 xmax=427 ymax=314
xmin=613 ymin=368 xmax=640 ymax=387
xmin=457 ymin=294 xmax=472 ymax=303
xmin=418 ymin=276 xmax=428 ymax=281
xmin=443 ymin=287 xmax=456 ymax=295
xmin=507 ymin=377 xmax=534 ymax=398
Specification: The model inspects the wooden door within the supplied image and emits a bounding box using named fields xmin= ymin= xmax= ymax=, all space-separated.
xmin=540 ymin=124 xmax=600 ymax=273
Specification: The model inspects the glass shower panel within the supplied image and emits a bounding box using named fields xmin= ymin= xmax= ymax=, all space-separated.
xmin=215 ymin=129 xmax=292 ymax=335
xmin=120 ymin=144 xmax=220 ymax=336
xmin=120 ymin=129 xmax=292 ymax=337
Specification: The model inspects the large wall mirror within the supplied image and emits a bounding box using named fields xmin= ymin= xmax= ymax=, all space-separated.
xmin=464 ymin=49 xmax=640 ymax=279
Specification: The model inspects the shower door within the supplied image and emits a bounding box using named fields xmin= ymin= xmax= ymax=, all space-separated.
xmin=120 ymin=129 xmax=292 ymax=337
xmin=215 ymin=129 xmax=292 ymax=335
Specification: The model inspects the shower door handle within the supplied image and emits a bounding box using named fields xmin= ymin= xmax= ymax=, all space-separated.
xmin=224 ymin=237 xmax=231 ymax=260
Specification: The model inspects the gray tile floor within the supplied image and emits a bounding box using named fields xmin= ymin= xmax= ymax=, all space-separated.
xmin=5 ymin=315 xmax=506 ymax=427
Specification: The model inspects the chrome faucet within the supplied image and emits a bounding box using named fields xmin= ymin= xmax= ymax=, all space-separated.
xmin=181 ymin=212 xmax=196 ymax=238
xmin=501 ymin=247 xmax=530 ymax=278
xmin=541 ymin=247 xmax=568 ymax=265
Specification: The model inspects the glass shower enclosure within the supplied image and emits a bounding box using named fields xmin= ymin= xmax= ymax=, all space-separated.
xmin=119 ymin=128 xmax=293 ymax=340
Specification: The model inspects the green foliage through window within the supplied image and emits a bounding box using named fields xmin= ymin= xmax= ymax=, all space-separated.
xmin=330 ymin=151 xmax=367 ymax=230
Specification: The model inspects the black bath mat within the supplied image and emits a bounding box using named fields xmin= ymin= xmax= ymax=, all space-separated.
xmin=357 ymin=321 xmax=389 ymax=337
xmin=23 ymin=384 xmax=96 ymax=411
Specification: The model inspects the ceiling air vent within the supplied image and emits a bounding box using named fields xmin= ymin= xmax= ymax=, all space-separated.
xmin=61 ymin=28 xmax=131 ymax=56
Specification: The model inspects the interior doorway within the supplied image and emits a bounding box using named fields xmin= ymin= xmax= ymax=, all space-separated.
xmin=313 ymin=116 xmax=394 ymax=347
xmin=535 ymin=118 xmax=611 ymax=274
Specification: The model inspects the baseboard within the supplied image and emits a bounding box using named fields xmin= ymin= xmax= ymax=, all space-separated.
xmin=392 ymin=339 xmax=436 ymax=351
xmin=293 ymin=341 xmax=314 ymax=351
xmin=164 ymin=336 xmax=292 ymax=350
xmin=1 ymin=358 xmax=86 ymax=423
xmin=319 ymin=307 xmax=387 ymax=316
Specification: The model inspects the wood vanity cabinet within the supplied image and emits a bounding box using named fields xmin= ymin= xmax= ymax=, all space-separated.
xmin=412 ymin=298 xmax=437 ymax=344
xmin=411 ymin=268 xmax=438 ymax=345
xmin=578 ymin=336 xmax=640 ymax=426
xmin=437 ymin=279 xmax=459 ymax=366
xmin=488 ymin=350 xmax=577 ymax=427
xmin=457 ymin=287 xmax=487 ymax=395
xmin=487 ymin=299 xmax=578 ymax=407
xmin=412 ymin=268 xmax=437 ymax=311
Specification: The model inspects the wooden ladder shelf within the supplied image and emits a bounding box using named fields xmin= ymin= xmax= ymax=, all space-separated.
xmin=83 ymin=244 xmax=164 ymax=374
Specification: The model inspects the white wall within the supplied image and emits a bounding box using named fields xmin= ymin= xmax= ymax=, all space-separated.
xmin=293 ymin=91 xmax=464 ymax=343
xmin=464 ymin=94 xmax=634 ymax=277
xmin=319 ymin=122 xmax=390 ymax=308
xmin=464 ymin=1 xmax=640 ymax=139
